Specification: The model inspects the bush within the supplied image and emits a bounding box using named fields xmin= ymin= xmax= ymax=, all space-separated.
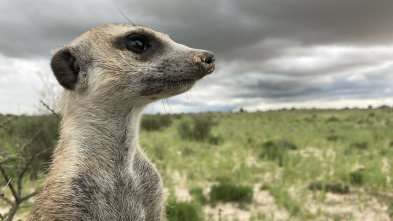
xmin=178 ymin=116 xmax=217 ymax=141
xmin=326 ymin=116 xmax=339 ymax=122
xmin=326 ymin=135 xmax=340 ymax=142
xmin=209 ymin=183 xmax=253 ymax=204
xmin=189 ymin=187 xmax=207 ymax=204
xmin=349 ymin=170 xmax=365 ymax=186
xmin=276 ymin=139 xmax=297 ymax=150
xmin=141 ymin=114 xmax=172 ymax=131
xmin=208 ymin=135 xmax=223 ymax=145
xmin=2 ymin=115 xmax=60 ymax=179
xmin=214 ymin=176 xmax=232 ymax=184
xmin=166 ymin=201 xmax=201 ymax=221
xmin=308 ymin=181 xmax=349 ymax=194
xmin=259 ymin=139 xmax=297 ymax=166
xmin=350 ymin=142 xmax=368 ymax=150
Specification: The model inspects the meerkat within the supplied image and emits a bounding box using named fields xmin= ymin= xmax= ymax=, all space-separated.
xmin=28 ymin=24 xmax=215 ymax=221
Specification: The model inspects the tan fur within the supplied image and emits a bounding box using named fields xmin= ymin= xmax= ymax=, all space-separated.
xmin=28 ymin=24 xmax=214 ymax=221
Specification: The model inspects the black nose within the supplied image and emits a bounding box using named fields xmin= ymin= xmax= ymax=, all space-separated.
xmin=199 ymin=51 xmax=215 ymax=73
xmin=202 ymin=52 xmax=215 ymax=65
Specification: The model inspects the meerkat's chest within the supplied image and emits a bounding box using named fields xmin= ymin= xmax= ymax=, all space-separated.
xmin=70 ymin=151 xmax=164 ymax=220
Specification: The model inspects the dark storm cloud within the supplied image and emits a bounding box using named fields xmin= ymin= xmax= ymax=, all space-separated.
xmin=1 ymin=0 xmax=393 ymax=113
xmin=232 ymin=63 xmax=393 ymax=101
xmin=3 ymin=0 xmax=393 ymax=59
xmin=0 ymin=0 xmax=130 ymax=58
xmin=118 ymin=0 xmax=393 ymax=61
xmin=233 ymin=0 xmax=393 ymax=44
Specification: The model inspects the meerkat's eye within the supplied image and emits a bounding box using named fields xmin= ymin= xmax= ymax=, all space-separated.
xmin=126 ymin=34 xmax=152 ymax=53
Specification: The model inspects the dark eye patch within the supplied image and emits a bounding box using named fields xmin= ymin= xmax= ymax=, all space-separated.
xmin=126 ymin=34 xmax=152 ymax=54
xmin=112 ymin=29 xmax=164 ymax=62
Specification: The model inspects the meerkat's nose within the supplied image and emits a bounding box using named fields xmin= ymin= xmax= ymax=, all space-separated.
xmin=199 ymin=51 xmax=215 ymax=73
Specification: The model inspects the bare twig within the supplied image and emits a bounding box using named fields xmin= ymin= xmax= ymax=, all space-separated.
xmin=0 ymin=149 xmax=47 ymax=221
xmin=20 ymin=147 xmax=52 ymax=178
xmin=40 ymin=100 xmax=61 ymax=119
xmin=0 ymin=163 xmax=19 ymax=202
xmin=20 ymin=126 xmax=45 ymax=153
xmin=1 ymin=177 xmax=12 ymax=197
xmin=21 ymin=117 xmax=57 ymax=153
xmin=0 ymin=196 xmax=13 ymax=205
xmin=20 ymin=190 xmax=38 ymax=202
xmin=19 ymin=101 xmax=59 ymax=153
xmin=0 ymin=101 xmax=58 ymax=220
xmin=7 ymin=204 xmax=19 ymax=221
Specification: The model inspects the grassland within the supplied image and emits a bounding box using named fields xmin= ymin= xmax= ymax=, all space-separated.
xmin=1 ymin=107 xmax=393 ymax=220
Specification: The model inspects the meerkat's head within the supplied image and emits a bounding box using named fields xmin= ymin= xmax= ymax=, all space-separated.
xmin=51 ymin=24 xmax=215 ymax=111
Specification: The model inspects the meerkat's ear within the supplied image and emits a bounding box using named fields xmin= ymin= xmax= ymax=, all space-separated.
xmin=51 ymin=47 xmax=80 ymax=90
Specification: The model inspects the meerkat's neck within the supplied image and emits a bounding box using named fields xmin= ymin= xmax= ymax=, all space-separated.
xmin=53 ymin=102 xmax=146 ymax=176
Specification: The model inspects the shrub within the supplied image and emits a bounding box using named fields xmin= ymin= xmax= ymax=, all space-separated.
xmin=166 ymin=201 xmax=200 ymax=221
xmin=189 ymin=187 xmax=207 ymax=204
xmin=303 ymin=117 xmax=314 ymax=122
xmin=178 ymin=116 xmax=217 ymax=141
xmin=4 ymin=115 xmax=60 ymax=179
xmin=276 ymin=139 xmax=297 ymax=150
xmin=259 ymin=139 xmax=297 ymax=166
xmin=214 ymin=176 xmax=232 ymax=184
xmin=350 ymin=142 xmax=368 ymax=150
xmin=208 ymin=135 xmax=223 ymax=145
xmin=326 ymin=135 xmax=340 ymax=142
xmin=349 ymin=170 xmax=365 ymax=186
xmin=308 ymin=181 xmax=349 ymax=194
xmin=209 ymin=183 xmax=253 ymax=204
xmin=389 ymin=141 xmax=393 ymax=147
xmin=178 ymin=121 xmax=192 ymax=139
xmin=141 ymin=114 xmax=172 ymax=131
xmin=326 ymin=116 xmax=339 ymax=122
xmin=260 ymin=184 xmax=270 ymax=191
xmin=259 ymin=143 xmax=287 ymax=167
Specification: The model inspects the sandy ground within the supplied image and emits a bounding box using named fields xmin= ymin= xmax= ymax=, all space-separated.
xmin=1 ymin=168 xmax=391 ymax=220
xmin=0 ymin=206 xmax=28 ymax=221
xmin=171 ymin=170 xmax=392 ymax=221
xmin=200 ymin=185 xmax=391 ymax=221
xmin=1 ymin=186 xmax=391 ymax=221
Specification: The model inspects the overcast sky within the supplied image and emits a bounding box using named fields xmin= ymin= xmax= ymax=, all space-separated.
xmin=1 ymin=0 xmax=393 ymax=114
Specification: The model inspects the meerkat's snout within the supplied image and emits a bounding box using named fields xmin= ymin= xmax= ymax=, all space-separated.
xmin=193 ymin=51 xmax=215 ymax=74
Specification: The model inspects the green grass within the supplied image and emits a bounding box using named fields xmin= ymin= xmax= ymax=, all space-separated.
xmin=261 ymin=183 xmax=311 ymax=218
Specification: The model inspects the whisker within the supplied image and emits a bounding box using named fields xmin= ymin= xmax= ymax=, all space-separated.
xmin=165 ymin=99 xmax=172 ymax=113
xmin=161 ymin=99 xmax=167 ymax=114
xmin=116 ymin=6 xmax=135 ymax=25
